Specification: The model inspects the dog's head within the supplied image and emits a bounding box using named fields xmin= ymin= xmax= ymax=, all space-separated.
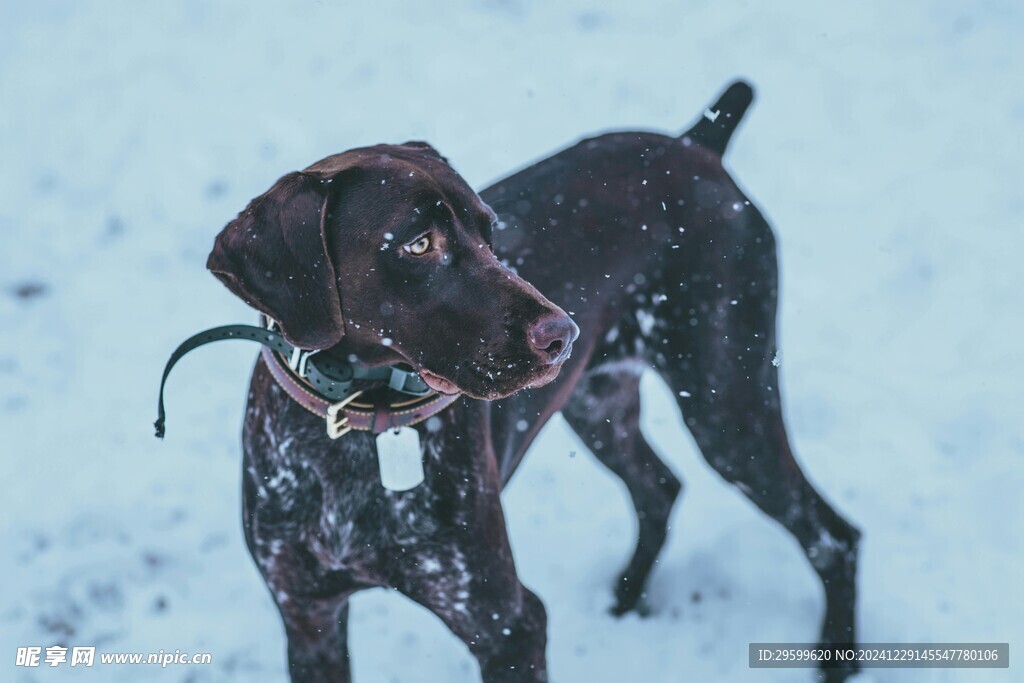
xmin=208 ymin=142 xmax=577 ymax=400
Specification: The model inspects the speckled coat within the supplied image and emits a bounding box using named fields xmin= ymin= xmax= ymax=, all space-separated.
xmin=218 ymin=82 xmax=860 ymax=683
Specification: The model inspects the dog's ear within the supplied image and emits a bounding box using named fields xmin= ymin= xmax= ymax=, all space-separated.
xmin=207 ymin=171 xmax=344 ymax=350
xmin=401 ymin=140 xmax=450 ymax=164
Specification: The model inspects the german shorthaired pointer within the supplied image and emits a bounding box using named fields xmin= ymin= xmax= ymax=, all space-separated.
xmin=169 ymin=81 xmax=860 ymax=682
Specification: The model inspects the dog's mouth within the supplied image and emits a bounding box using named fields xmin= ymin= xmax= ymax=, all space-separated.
xmin=415 ymin=352 xmax=570 ymax=401
xmin=524 ymin=362 xmax=564 ymax=390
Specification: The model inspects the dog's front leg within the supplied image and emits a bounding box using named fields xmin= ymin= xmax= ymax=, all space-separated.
xmin=241 ymin=420 xmax=356 ymax=683
xmin=244 ymin=524 xmax=355 ymax=683
xmin=382 ymin=433 xmax=548 ymax=683
xmin=274 ymin=591 xmax=353 ymax=683
xmin=245 ymin=522 xmax=356 ymax=683
xmin=394 ymin=533 xmax=548 ymax=682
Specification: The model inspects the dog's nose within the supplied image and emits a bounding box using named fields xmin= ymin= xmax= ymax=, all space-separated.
xmin=528 ymin=313 xmax=579 ymax=365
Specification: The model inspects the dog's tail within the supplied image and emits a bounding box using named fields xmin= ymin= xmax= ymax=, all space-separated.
xmin=682 ymin=80 xmax=754 ymax=155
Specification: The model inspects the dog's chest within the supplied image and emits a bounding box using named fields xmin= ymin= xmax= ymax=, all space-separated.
xmin=246 ymin=399 xmax=477 ymax=567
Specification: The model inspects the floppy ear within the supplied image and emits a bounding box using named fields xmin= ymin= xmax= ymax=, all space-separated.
xmin=207 ymin=171 xmax=344 ymax=349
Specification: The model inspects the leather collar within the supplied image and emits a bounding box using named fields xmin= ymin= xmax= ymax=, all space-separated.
xmin=260 ymin=345 xmax=461 ymax=437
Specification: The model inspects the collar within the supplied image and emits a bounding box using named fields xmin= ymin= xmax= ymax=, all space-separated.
xmin=259 ymin=344 xmax=461 ymax=438
xmin=154 ymin=319 xmax=460 ymax=439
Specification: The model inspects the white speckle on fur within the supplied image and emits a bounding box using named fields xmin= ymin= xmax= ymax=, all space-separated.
xmin=807 ymin=530 xmax=843 ymax=570
xmin=636 ymin=309 xmax=656 ymax=336
xmin=267 ymin=467 xmax=298 ymax=493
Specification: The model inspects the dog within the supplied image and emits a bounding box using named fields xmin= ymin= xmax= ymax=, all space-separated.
xmin=198 ymin=81 xmax=859 ymax=682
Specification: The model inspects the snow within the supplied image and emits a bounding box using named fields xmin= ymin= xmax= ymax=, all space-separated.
xmin=2 ymin=1 xmax=1022 ymax=682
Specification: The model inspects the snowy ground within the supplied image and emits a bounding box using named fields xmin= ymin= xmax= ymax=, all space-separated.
xmin=2 ymin=1 xmax=1022 ymax=681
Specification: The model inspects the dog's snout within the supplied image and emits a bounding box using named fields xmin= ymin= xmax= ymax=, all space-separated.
xmin=528 ymin=313 xmax=579 ymax=365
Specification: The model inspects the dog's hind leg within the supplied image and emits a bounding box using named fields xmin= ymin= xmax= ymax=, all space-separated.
xmin=563 ymin=362 xmax=682 ymax=616
xmin=672 ymin=364 xmax=860 ymax=681
xmin=655 ymin=276 xmax=861 ymax=681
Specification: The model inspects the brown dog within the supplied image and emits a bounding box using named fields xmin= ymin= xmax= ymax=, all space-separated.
xmin=198 ymin=81 xmax=859 ymax=682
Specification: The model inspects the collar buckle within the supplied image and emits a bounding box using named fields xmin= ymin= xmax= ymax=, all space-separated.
xmin=326 ymin=391 xmax=363 ymax=439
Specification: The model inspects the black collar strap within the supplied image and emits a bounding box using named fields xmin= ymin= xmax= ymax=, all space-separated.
xmin=154 ymin=322 xmax=430 ymax=438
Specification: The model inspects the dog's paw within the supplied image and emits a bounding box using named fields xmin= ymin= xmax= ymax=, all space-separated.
xmin=608 ymin=582 xmax=652 ymax=618
xmin=608 ymin=598 xmax=652 ymax=618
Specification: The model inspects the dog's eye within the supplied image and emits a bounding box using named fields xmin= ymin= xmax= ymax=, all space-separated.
xmin=403 ymin=234 xmax=432 ymax=256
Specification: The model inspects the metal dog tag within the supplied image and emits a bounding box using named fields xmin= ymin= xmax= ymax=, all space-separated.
xmin=375 ymin=427 xmax=424 ymax=491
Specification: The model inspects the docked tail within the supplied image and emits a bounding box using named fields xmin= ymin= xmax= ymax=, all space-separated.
xmin=682 ymin=80 xmax=754 ymax=155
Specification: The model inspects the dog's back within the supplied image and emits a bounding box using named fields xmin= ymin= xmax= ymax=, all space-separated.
xmin=482 ymin=82 xmax=773 ymax=477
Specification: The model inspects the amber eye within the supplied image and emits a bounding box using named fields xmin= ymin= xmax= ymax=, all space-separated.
xmin=404 ymin=234 xmax=432 ymax=256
